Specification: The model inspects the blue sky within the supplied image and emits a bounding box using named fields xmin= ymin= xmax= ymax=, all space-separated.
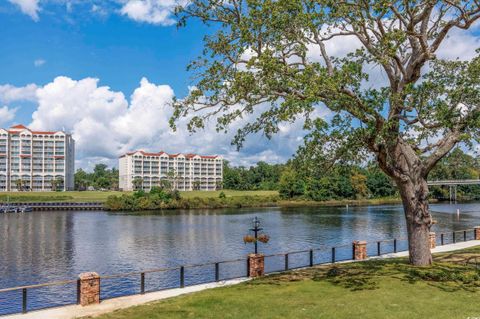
xmin=0 ymin=1 xmax=204 ymax=97
xmin=0 ymin=0 xmax=306 ymax=170
xmin=1 ymin=1 xmax=479 ymax=171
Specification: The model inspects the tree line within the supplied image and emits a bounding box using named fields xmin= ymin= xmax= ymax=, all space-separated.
xmin=74 ymin=164 xmax=119 ymax=191
xmin=74 ymin=149 xmax=479 ymax=202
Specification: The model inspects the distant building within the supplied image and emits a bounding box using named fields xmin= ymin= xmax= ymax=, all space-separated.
xmin=0 ymin=124 xmax=75 ymax=191
xmin=119 ymin=150 xmax=223 ymax=191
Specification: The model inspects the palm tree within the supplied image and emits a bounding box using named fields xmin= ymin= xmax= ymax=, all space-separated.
xmin=132 ymin=177 xmax=143 ymax=191
xmin=15 ymin=178 xmax=23 ymax=191
xmin=193 ymin=180 xmax=201 ymax=191
xmin=22 ymin=179 xmax=30 ymax=192
xmin=51 ymin=177 xmax=64 ymax=191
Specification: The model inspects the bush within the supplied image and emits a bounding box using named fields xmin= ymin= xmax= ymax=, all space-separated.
xmin=103 ymin=193 xmax=281 ymax=211
xmin=278 ymin=168 xmax=305 ymax=199
xmin=219 ymin=191 xmax=227 ymax=199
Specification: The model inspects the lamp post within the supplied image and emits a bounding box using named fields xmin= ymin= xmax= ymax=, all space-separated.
xmin=250 ymin=217 xmax=263 ymax=254
xmin=244 ymin=216 xmax=269 ymax=278
xmin=244 ymin=216 xmax=269 ymax=254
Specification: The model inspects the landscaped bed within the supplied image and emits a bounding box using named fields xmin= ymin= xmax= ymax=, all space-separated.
xmin=88 ymin=246 xmax=480 ymax=319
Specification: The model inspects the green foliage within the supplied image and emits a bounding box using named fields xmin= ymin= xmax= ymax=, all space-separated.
xmin=282 ymin=133 xmax=398 ymax=201
xmin=219 ymin=191 xmax=226 ymax=199
xmin=105 ymin=186 xmax=182 ymax=211
xmin=350 ymin=172 xmax=368 ymax=199
xmin=365 ymin=166 xmax=397 ymax=198
xmin=103 ymin=192 xmax=280 ymax=211
xmin=278 ymin=167 xmax=305 ymax=199
xmin=74 ymin=165 xmax=119 ymax=191
xmin=429 ymin=148 xmax=480 ymax=200
xmin=223 ymin=160 xmax=284 ymax=191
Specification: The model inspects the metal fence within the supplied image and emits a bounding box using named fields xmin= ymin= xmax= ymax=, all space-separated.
xmin=0 ymin=228 xmax=477 ymax=316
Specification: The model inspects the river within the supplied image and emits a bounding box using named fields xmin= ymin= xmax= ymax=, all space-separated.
xmin=0 ymin=202 xmax=479 ymax=315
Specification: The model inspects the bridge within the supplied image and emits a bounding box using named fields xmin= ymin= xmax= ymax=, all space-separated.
xmin=427 ymin=179 xmax=480 ymax=202
xmin=427 ymin=179 xmax=480 ymax=186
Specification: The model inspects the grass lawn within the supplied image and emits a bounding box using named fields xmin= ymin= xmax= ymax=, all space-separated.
xmin=0 ymin=190 xmax=279 ymax=203
xmin=180 ymin=190 xmax=278 ymax=199
xmin=90 ymin=246 xmax=480 ymax=319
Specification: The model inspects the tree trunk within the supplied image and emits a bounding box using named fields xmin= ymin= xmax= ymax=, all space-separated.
xmin=376 ymin=138 xmax=434 ymax=266
xmin=396 ymin=177 xmax=433 ymax=266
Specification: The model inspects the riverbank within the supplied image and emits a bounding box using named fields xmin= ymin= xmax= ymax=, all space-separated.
xmin=0 ymin=190 xmax=409 ymax=211
xmin=102 ymin=193 xmax=407 ymax=211
xmin=1 ymin=190 xmax=442 ymax=213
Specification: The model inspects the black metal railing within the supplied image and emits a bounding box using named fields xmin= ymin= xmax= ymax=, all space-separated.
xmin=0 ymin=227 xmax=477 ymax=316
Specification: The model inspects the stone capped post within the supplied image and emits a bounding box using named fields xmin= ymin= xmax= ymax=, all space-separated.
xmin=429 ymin=232 xmax=436 ymax=249
xmin=353 ymin=241 xmax=367 ymax=260
xmin=475 ymin=227 xmax=480 ymax=240
xmin=248 ymin=254 xmax=265 ymax=278
xmin=79 ymin=272 xmax=100 ymax=306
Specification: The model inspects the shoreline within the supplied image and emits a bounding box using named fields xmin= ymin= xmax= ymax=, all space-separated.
xmin=0 ymin=191 xmax=450 ymax=212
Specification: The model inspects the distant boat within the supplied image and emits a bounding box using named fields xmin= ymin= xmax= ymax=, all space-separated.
xmin=0 ymin=206 xmax=18 ymax=213
xmin=19 ymin=206 xmax=33 ymax=213
xmin=0 ymin=205 xmax=32 ymax=213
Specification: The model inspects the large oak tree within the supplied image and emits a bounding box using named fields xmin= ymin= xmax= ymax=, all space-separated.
xmin=172 ymin=1 xmax=480 ymax=265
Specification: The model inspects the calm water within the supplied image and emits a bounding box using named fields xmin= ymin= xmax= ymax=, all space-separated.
xmin=0 ymin=202 xmax=479 ymax=314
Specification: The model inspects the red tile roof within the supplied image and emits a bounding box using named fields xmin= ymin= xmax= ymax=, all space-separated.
xmin=11 ymin=124 xmax=28 ymax=129
xmin=7 ymin=124 xmax=62 ymax=135
xmin=120 ymin=150 xmax=220 ymax=159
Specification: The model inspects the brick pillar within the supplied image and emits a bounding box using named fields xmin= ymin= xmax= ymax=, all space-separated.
xmin=248 ymin=254 xmax=265 ymax=278
xmin=429 ymin=232 xmax=436 ymax=249
xmin=475 ymin=227 xmax=480 ymax=240
xmin=353 ymin=241 xmax=367 ymax=260
xmin=79 ymin=272 xmax=100 ymax=306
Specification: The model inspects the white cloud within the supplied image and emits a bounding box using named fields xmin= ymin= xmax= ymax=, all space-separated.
xmin=8 ymin=0 xmax=40 ymax=21
xmin=120 ymin=0 xmax=186 ymax=26
xmin=436 ymin=26 xmax=480 ymax=61
xmin=20 ymin=76 xmax=319 ymax=169
xmin=0 ymin=83 xmax=38 ymax=104
xmin=34 ymin=59 xmax=46 ymax=67
xmin=0 ymin=106 xmax=17 ymax=127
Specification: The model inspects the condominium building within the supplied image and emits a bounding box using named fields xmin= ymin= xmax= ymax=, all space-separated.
xmin=0 ymin=124 xmax=75 ymax=192
xmin=119 ymin=150 xmax=223 ymax=191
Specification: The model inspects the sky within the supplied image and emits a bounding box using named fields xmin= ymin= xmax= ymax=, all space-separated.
xmin=0 ymin=1 xmax=479 ymax=171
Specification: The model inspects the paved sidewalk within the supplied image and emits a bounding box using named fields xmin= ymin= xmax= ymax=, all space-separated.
xmin=374 ymin=239 xmax=480 ymax=259
xmin=4 ymin=240 xmax=480 ymax=319
xmin=3 ymin=278 xmax=249 ymax=319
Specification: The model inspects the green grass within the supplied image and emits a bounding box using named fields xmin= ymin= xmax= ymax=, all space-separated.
xmin=0 ymin=190 xmax=279 ymax=203
xmin=0 ymin=191 xmax=124 ymax=202
xmin=279 ymin=196 xmax=404 ymax=207
xmin=90 ymin=246 xmax=480 ymax=319
xmin=180 ymin=190 xmax=278 ymax=199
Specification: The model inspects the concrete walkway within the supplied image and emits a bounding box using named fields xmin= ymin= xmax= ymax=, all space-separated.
xmin=3 ymin=279 xmax=249 ymax=319
xmin=4 ymin=240 xmax=480 ymax=319
xmin=375 ymin=239 xmax=480 ymax=259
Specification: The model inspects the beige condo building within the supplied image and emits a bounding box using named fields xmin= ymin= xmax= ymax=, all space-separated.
xmin=0 ymin=124 xmax=75 ymax=192
xmin=119 ymin=150 xmax=223 ymax=191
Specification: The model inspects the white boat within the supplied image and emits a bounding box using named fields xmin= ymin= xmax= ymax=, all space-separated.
xmin=0 ymin=206 xmax=18 ymax=213
xmin=19 ymin=206 xmax=33 ymax=213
